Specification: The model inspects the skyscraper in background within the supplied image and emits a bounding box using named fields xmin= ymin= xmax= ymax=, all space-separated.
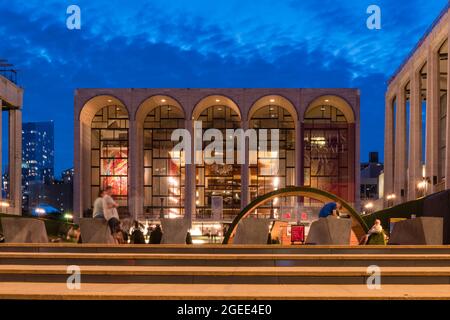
xmin=22 ymin=121 xmax=55 ymax=186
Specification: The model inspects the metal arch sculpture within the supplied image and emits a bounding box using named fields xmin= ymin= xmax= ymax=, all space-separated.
xmin=222 ymin=186 xmax=369 ymax=244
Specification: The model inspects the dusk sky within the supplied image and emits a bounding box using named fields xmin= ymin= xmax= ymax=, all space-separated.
xmin=1 ymin=0 xmax=448 ymax=176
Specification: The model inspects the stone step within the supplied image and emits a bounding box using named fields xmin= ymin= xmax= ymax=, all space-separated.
xmin=2 ymin=282 xmax=450 ymax=300
xmin=3 ymin=252 xmax=450 ymax=267
xmin=4 ymin=244 xmax=450 ymax=255
xmin=3 ymin=282 xmax=450 ymax=300
xmin=1 ymin=265 xmax=450 ymax=284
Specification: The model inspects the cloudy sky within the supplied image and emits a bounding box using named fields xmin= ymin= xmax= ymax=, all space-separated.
xmin=0 ymin=0 xmax=448 ymax=175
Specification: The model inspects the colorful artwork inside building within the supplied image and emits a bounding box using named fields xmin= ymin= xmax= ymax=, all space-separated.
xmin=101 ymin=148 xmax=128 ymax=196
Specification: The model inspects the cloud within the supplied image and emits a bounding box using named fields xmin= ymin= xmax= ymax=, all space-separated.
xmin=0 ymin=0 xmax=449 ymax=173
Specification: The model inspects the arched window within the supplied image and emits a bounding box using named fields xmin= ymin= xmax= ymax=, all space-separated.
xmin=303 ymin=104 xmax=351 ymax=203
xmin=91 ymin=105 xmax=129 ymax=209
xmin=195 ymin=105 xmax=241 ymax=220
xmin=249 ymin=105 xmax=295 ymax=199
xmin=143 ymin=105 xmax=185 ymax=219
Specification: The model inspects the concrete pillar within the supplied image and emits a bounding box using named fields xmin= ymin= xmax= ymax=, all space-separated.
xmin=184 ymin=119 xmax=195 ymax=228
xmin=426 ymin=47 xmax=440 ymax=192
xmin=295 ymin=120 xmax=302 ymax=187
xmin=0 ymin=99 xmax=2 ymax=204
xmin=446 ymin=33 xmax=450 ymax=189
xmin=240 ymin=120 xmax=249 ymax=209
xmin=128 ymin=119 xmax=138 ymax=220
xmin=384 ymin=93 xmax=395 ymax=206
xmin=8 ymin=109 xmax=22 ymax=214
xmin=394 ymin=85 xmax=407 ymax=203
xmin=409 ymin=68 xmax=422 ymax=199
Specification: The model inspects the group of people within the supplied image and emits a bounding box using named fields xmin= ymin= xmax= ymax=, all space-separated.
xmin=92 ymin=187 xmax=165 ymax=244
xmin=93 ymin=186 xmax=123 ymax=243
xmin=319 ymin=201 xmax=387 ymax=245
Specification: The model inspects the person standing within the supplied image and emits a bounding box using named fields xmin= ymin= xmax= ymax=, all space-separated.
xmin=102 ymin=186 xmax=122 ymax=243
xmin=92 ymin=190 xmax=105 ymax=219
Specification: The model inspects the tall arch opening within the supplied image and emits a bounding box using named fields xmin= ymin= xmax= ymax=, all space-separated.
xmin=303 ymin=95 xmax=356 ymax=206
xmin=248 ymin=95 xmax=297 ymax=219
xmin=136 ymin=95 xmax=186 ymax=220
xmin=438 ymin=39 xmax=448 ymax=186
xmin=193 ymin=96 xmax=242 ymax=221
xmin=79 ymin=95 xmax=130 ymax=215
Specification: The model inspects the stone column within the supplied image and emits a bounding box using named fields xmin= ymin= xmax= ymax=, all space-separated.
xmin=384 ymin=93 xmax=394 ymax=206
xmin=446 ymin=33 xmax=450 ymax=189
xmin=426 ymin=47 xmax=440 ymax=192
xmin=184 ymin=119 xmax=195 ymax=228
xmin=128 ymin=119 xmax=138 ymax=220
xmin=240 ymin=120 xmax=249 ymax=209
xmin=409 ymin=68 xmax=422 ymax=200
xmin=295 ymin=120 xmax=302 ymax=187
xmin=9 ymin=109 xmax=22 ymax=214
xmin=0 ymin=99 xmax=2 ymax=204
xmin=394 ymin=85 xmax=407 ymax=203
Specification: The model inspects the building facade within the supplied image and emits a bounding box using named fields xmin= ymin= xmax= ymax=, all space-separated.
xmin=0 ymin=74 xmax=22 ymax=214
xmin=385 ymin=4 xmax=450 ymax=206
xmin=74 ymin=88 xmax=360 ymax=223
xmin=22 ymin=121 xmax=55 ymax=185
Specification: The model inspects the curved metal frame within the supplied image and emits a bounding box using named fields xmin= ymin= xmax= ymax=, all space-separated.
xmin=222 ymin=186 xmax=368 ymax=244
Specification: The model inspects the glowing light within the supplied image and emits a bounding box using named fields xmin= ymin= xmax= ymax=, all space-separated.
xmin=273 ymin=177 xmax=279 ymax=189
xmin=161 ymin=99 xmax=166 ymax=103
xmin=64 ymin=213 xmax=73 ymax=220
xmin=0 ymin=202 xmax=10 ymax=208
xmin=364 ymin=202 xmax=374 ymax=209
xmin=269 ymin=99 xmax=275 ymax=103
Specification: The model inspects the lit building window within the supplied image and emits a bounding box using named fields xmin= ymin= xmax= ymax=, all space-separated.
xmin=91 ymin=105 xmax=129 ymax=208
xmin=143 ymin=105 xmax=185 ymax=219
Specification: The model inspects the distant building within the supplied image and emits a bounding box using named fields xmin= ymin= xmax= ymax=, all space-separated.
xmin=61 ymin=168 xmax=74 ymax=184
xmin=27 ymin=168 xmax=73 ymax=215
xmin=22 ymin=121 xmax=55 ymax=186
xmin=360 ymin=152 xmax=384 ymax=200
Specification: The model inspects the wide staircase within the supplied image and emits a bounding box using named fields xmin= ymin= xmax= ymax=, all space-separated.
xmin=2 ymin=244 xmax=450 ymax=299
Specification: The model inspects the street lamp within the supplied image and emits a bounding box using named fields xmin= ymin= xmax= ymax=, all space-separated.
xmin=417 ymin=177 xmax=430 ymax=198
xmin=386 ymin=194 xmax=396 ymax=207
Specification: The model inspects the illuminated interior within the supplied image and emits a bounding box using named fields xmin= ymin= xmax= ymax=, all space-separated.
xmin=303 ymin=104 xmax=352 ymax=204
xmin=195 ymin=105 xmax=241 ymax=221
xmin=249 ymin=104 xmax=296 ymax=218
xmin=91 ymin=105 xmax=129 ymax=208
xmin=143 ymin=105 xmax=185 ymax=219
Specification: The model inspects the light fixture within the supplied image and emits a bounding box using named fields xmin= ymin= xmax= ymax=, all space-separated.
xmin=215 ymin=99 xmax=221 ymax=102
xmin=161 ymin=99 xmax=166 ymax=103
xmin=324 ymin=99 xmax=329 ymax=102
xmin=107 ymin=99 xmax=112 ymax=103
xmin=269 ymin=98 xmax=275 ymax=103
xmin=364 ymin=202 xmax=374 ymax=209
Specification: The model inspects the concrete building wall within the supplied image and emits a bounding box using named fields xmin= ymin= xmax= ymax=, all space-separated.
xmin=385 ymin=5 xmax=450 ymax=206
xmin=0 ymin=75 xmax=23 ymax=215
xmin=74 ymin=88 xmax=360 ymax=222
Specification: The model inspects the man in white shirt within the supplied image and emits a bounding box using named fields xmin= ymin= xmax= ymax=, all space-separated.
xmin=102 ymin=186 xmax=122 ymax=242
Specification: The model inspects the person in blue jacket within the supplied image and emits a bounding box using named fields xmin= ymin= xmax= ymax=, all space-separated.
xmin=319 ymin=202 xmax=342 ymax=218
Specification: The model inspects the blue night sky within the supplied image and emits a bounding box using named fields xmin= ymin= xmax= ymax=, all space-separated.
xmin=1 ymin=0 xmax=448 ymax=176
